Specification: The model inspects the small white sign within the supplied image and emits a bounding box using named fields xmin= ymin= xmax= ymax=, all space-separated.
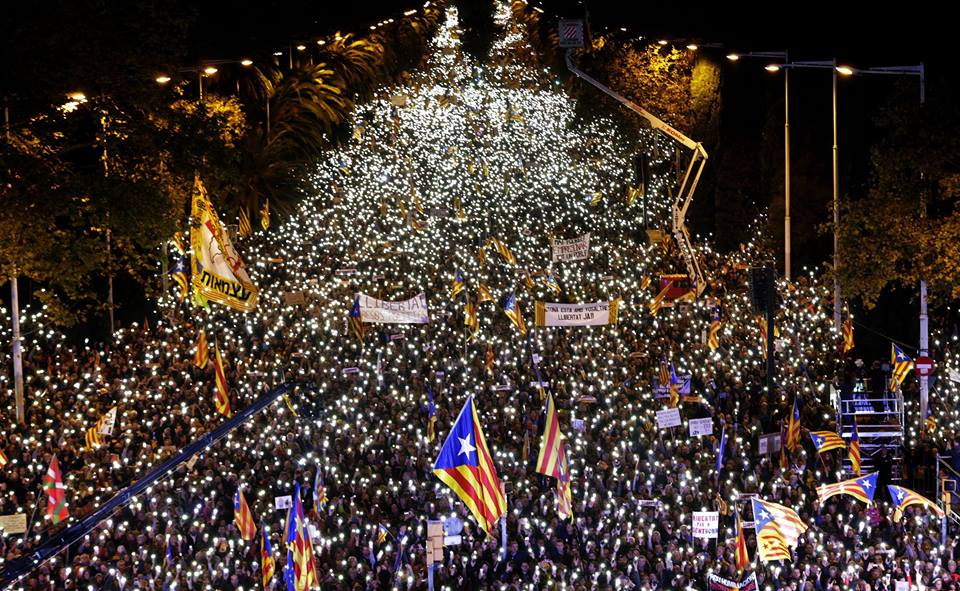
xmin=656 ymin=408 xmax=682 ymax=429
xmin=758 ymin=433 xmax=782 ymax=456
xmin=950 ymin=369 xmax=960 ymax=383
xmin=688 ymin=418 xmax=713 ymax=437
xmin=692 ymin=511 xmax=719 ymax=540
xmin=275 ymin=495 xmax=293 ymax=510
xmin=572 ymin=419 xmax=585 ymax=432
xmin=638 ymin=500 xmax=660 ymax=507
xmin=895 ymin=582 xmax=909 ymax=591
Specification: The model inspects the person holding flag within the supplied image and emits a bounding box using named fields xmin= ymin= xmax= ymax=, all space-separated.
xmin=433 ymin=396 xmax=506 ymax=537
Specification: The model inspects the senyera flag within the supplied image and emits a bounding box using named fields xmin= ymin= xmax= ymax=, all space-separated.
xmin=433 ymin=396 xmax=506 ymax=536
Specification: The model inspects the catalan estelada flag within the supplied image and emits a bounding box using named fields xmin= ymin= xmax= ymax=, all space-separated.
xmin=890 ymin=343 xmax=913 ymax=391
xmin=260 ymin=522 xmax=275 ymax=590
xmin=536 ymin=392 xmax=564 ymax=478
xmin=171 ymin=255 xmax=189 ymax=301
xmin=194 ymin=329 xmax=208 ymax=369
xmin=284 ymin=482 xmax=319 ymax=591
xmin=213 ymin=339 xmax=232 ymax=417
xmin=503 ymin=292 xmax=527 ymax=336
xmin=751 ymin=497 xmax=807 ymax=563
xmin=545 ymin=274 xmax=561 ymax=295
xmin=349 ymin=296 xmax=365 ymax=344
xmin=42 ymin=455 xmax=69 ymax=525
xmin=816 ymin=472 xmax=877 ymax=504
xmin=433 ymin=396 xmax=506 ymax=537
xmin=708 ymin=308 xmax=721 ymax=351
xmin=555 ymin=436 xmax=573 ymax=522
xmin=888 ymin=484 xmax=944 ymax=522
xmin=786 ymin=396 xmax=801 ymax=452
xmin=234 ymin=487 xmax=257 ymax=541
xmin=849 ymin=421 xmax=861 ymax=476
xmin=450 ymin=270 xmax=465 ymax=300
xmin=810 ymin=431 xmax=845 ymax=454
xmin=312 ymin=467 xmax=328 ymax=516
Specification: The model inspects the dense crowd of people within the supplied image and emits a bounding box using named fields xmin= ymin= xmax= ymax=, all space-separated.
xmin=1 ymin=4 xmax=956 ymax=590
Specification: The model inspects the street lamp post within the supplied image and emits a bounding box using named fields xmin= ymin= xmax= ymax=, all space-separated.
xmin=4 ymin=103 xmax=25 ymax=424
xmin=727 ymin=51 xmax=790 ymax=279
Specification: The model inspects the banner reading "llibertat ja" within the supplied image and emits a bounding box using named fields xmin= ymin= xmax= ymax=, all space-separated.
xmin=534 ymin=300 xmax=620 ymax=327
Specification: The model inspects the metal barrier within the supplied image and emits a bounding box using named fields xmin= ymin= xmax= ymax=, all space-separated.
xmin=0 ymin=381 xmax=314 ymax=588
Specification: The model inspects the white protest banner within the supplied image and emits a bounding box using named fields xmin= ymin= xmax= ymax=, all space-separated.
xmin=358 ymin=292 xmax=430 ymax=324
xmin=692 ymin=511 xmax=719 ymax=540
xmin=689 ymin=417 xmax=713 ymax=437
xmin=656 ymin=408 xmax=682 ymax=429
xmin=534 ymin=300 xmax=620 ymax=327
xmin=951 ymin=369 xmax=960 ymax=383
xmin=551 ymin=233 xmax=590 ymax=262
xmin=274 ymin=495 xmax=293 ymax=510
xmin=0 ymin=514 xmax=27 ymax=534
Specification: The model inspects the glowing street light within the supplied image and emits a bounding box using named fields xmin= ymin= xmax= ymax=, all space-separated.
xmin=241 ymin=59 xmax=253 ymax=67
xmin=156 ymin=75 xmax=171 ymax=84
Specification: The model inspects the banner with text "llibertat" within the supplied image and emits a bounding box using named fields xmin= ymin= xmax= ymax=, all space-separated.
xmin=534 ymin=300 xmax=620 ymax=327
xmin=358 ymin=292 xmax=430 ymax=324
xmin=190 ymin=177 xmax=259 ymax=312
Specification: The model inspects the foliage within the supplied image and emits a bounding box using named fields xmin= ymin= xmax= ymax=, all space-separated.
xmin=839 ymin=81 xmax=960 ymax=308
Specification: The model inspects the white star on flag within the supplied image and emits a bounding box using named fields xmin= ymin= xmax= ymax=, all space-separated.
xmin=458 ymin=434 xmax=476 ymax=459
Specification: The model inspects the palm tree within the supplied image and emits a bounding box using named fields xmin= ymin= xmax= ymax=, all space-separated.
xmin=234 ymin=61 xmax=353 ymax=216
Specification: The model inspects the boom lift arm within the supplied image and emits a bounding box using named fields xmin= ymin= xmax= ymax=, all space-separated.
xmin=565 ymin=50 xmax=708 ymax=296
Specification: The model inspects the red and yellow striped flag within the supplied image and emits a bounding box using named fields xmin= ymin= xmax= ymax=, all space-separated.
xmin=194 ymin=329 xmax=209 ymax=369
xmin=234 ymin=487 xmax=257 ymax=541
xmin=213 ymin=340 xmax=232 ymax=417
xmin=536 ymin=392 xmax=564 ymax=478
